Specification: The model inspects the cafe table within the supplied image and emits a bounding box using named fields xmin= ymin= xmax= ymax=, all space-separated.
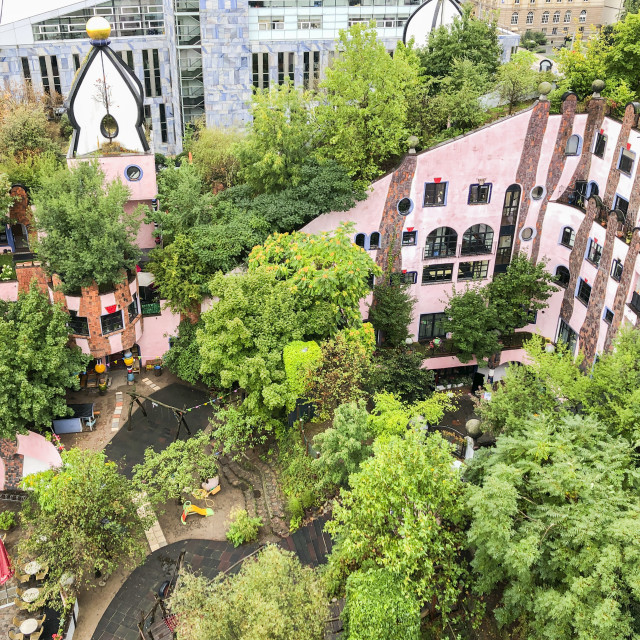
xmin=19 ymin=618 xmax=38 ymax=635
xmin=21 ymin=588 xmax=40 ymax=603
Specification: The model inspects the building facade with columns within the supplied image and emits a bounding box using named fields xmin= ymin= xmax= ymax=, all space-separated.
xmin=0 ymin=0 xmax=519 ymax=155
xmin=302 ymin=85 xmax=640 ymax=383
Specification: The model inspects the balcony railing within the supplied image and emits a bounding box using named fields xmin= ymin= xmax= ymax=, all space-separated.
xmin=415 ymin=331 xmax=533 ymax=359
xmin=141 ymin=301 xmax=161 ymax=316
xmin=629 ymin=292 xmax=640 ymax=316
xmin=424 ymin=242 xmax=496 ymax=260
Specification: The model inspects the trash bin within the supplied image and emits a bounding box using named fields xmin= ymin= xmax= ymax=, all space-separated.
xmin=154 ymin=365 xmax=162 ymax=377
xmin=127 ymin=372 xmax=135 ymax=382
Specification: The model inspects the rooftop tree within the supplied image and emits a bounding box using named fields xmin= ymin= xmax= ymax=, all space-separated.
xmin=32 ymin=161 xmax=143 ymax=293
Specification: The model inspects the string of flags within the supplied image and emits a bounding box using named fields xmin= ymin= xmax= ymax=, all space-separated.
xmin=182 ymin=389 xmax=240 ymax=413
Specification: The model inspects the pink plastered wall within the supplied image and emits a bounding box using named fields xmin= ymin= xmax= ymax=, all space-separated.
xmin=0 ymin=280 xmax=18 ymax=302
xmin=137 ymin=306 xmax=181 ymax=364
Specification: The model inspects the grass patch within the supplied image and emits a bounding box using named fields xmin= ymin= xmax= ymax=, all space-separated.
xmin=0 ymin=253 xmax=16 ymax=281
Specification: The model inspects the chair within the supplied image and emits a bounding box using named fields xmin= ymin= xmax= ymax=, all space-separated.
xmin=34 ymin=566 xmax=48 ymax=581
xmin=8 ymin=630 xmax=23 ymax=640
xmin=28 ymin=630 xmax=42 ymax=640
xmin=15 ymin=587 xmax=24 ymax=597
xmin=13 ymin=599 xmax=29 ymax=611
xmin=11 ymin=616 xmax=23 ymax=628
xmin=35 ymin=614 xmax=45 ymax=628
xmin=16 ymin=574 xmax=31 ymax=585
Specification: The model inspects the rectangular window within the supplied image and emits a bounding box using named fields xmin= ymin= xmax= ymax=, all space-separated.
xmin=576 ymin=278 xmax=592 ymax=306
xmin=277 ymin=52 xmax=295 ymax=85
xmin=128 ymin=294 xmax=139 ymax=323
xmin=73 ymin=53 xmax=81 ymax=71
xmin=552 ymin=27 xmax=558 ymax=33
xmin=458 ymin=260 xmax=490 ymax=281
xmin=593 ymin=132 xmax=606 ymax=158
xmin=38 ymin=55 xmax=61 ymax=94
xmin=68 ymin=310 xmax=89 ymax=336
xmin=143 ymin=49 xmax=162 ymax=97
xmin=159 ymin=103 xmax=168 ymax=143
xmin=297 ymin=17 xmax=322 ymax=28
xmin=395 ymin=271 xmax=417 ymax=284
xmin=586 ymin=240 xmax=602 ymax=266
xmin=303 ymin=51 xmax=320 ymax=90
xmin=423 ymin=182 xmax=447 ymax=206
xmin=468 ymin=183 xmax=492 ymax=204
xmin=603 ymin=308 xmax=614 ymax=324
xmin=422 ymin=263 xmax=453 ymax=284
xmin=614 ymin=195 xmax=629 ymax=218
xmin=495 ymin=234 xmax=513 ymax=266
xmin=21 ymin=57 xmax=31 ymax=81
xmin=252 ymin=52 xmax=270 ymax=89
xmin=101 ymin=310 xmax=124 ymax=335
xmin=557 ymin=318 xmax=578 ymax=354
xmin=402 ymin=231 xmax=417 ymax=246
xmin=611 ymin=259 xmax=623 ymax=282
xmin=418 ymin=312 xmax=447 ymax=341
xmin=118 ymin=50 xmax=134 ymax=70
xmin=618 ymin=148 xmax=635 ymax=175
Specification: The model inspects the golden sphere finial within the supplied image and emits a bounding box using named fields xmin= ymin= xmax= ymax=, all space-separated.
xmin=86 ymin=16 xmax=111 ymax=41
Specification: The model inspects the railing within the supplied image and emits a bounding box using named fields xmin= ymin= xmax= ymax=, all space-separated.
xmin=629 ymin=292 xmax=640 ymax=315
xmin=141 ymin=301 xmax=161 ymax=316
xmin=567 ymin=190 xmax=586 ymax=211
xmin=424 ymin=242 xmax=497 ymax=260
xmin=416 ymin=331 xmax=532 ymax=359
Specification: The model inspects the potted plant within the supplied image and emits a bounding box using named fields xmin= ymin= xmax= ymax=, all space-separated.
xmin=0 ymin=511 xmax=16 ymax=532
xmin=98 ymin=381 xmax=107 ymax=396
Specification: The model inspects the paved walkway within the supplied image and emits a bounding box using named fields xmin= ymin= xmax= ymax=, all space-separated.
xmin=91 ymin=513 xmax=333 ymax=640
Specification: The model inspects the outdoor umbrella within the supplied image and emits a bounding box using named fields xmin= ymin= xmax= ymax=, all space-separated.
xmin=0 ymin=538 xmax=14 ymax=586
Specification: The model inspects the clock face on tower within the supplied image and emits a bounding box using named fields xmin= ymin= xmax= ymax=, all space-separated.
xmin=67 ymin=19 xmax=149 ymax=157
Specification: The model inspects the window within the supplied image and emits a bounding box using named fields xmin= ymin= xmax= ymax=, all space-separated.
xmin=553 ymin=11 xmax=560 ymax=22
xmin=542 ymin=10 xmax=550 ymax=21
xmin=468 ymin=183 xmax=492 ymax=204
xmin=423 ymin=182 xmax=447 ymax=206
xmin=611 ymin=259 xmax=623 ymax=281
xmin=555 ymin=265 xmax=570 ymax=288
xmin=588 ymin=182 xmax=599 ymax=197
xmin=258 ymin=17 xmax=284 ymax=30
xmin=586 ymin=239 xmax=602 ymax=266
xmin=552 ymin=26 xmax=558 ymax=34
xmin=565 ymin=134 xmax=581 ymax=155
xmin=73 ymin=53 xmax=81 ymax=71
xmin=21 ymin=57 xmax=31 ymax=82
xmin=593 ymin=132 xmax=606 ymax=157
xmin=101 ymin=310 xmax=124 ymax=335
xmin=458 ymin=260 xmax=490 ymax=280
xmin=68 ymin=310 xmax=89 ymax=336
xmin=419 ymin=312 xmax=447 ymax=341
xmin=564 ymin=9 xmax=571 ymax=21
xmin=118 ymin=50 xmax=134 ymax=69
xmin=558 ymin=319 xmax=578 ymax=354
xmin=125 ymin=165 xmax=142 ymax=181
xmin=398 ymin=271 xmax=417 ymax=284
xmin=579 ymin=9 xmax=586 ymax=20
xmin=424 ymin=227 xmax=457 ymax=258
xmin=526 ymin=11 xmax=534 ymax=23
xmin=496 ymin=234 xmax=513 ymax=266
xmin=618 ymin=149 xmax=635 ymax=175
xmin=422 ymin=263 xmax=454 ymax=284
xmin=560 ymin=226 xmax=575 ymax=248
xmin=531 ymin=185 xmax=545 ymax=200
xmin=159 ymin=103 xmax=168 ymax=143
xmin=369 ymin=232 xmax=380 ymax=250
xmin=38 ymin=55 xmax=61 ymax=94
xmin=128 ymin=294 xmax=139 ymax=323
xmin=355 ymin=233 xmax=366 ymax=248
xmin=398 ymin=198 xmax=414 ymax=215
xmin=511 ymin=11 xmax=519 ymax=23
xmin=521 ymin=227 xmax=534 ymax=241
xmin=278 ymin=52 xmax=295 ymax=85
xmin=142 ymin=49 xmax=162 ymax=97
xmin=298 ymin=17 xmax=322 ymax=29
xmin=502 ymin=184 xmax=521 ymax=225
xmin=603 ymin=308 xmax=614 ymax=324
xmin=100 ymin=114 xmax=118 ymax=140
xmin=576 ymin=278 xmax=592 ymax=306
xmin=402 ymin=231 xmax=417 ymax=246
xmin=614 ymin=195 xmax=629 ymax=219
xmin=461 ymin=224 xmax=494 ymax=255
xmin=303 ymin=51 xmax=320 ymax=90
xmin=252 ymin=52 xmax=270 ymax=89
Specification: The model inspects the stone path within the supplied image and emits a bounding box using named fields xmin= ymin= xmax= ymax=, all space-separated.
xmin=135 ymin=492 xmax=168 ymax=553
xmin=91 ymin=513 xmax=333 ymax=640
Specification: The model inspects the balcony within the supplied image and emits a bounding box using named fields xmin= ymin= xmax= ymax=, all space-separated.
xmin=629 ymin=292 xmax=640 ymax=316
xmin=424 ymin=242 xmax=496 ymax=260
xmin=567 ymin=190 xmax=586 ymax=211
xmin=414 ymin=331 xmax=533 ymax=359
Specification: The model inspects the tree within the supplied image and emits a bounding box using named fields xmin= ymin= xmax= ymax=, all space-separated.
xmin=368 ymin=276 xmax=415 ymax=347
xmin=317 ymin=25 xmax=421 ymax=185
xmin=487 ymin=253 xmax=557 ymax=334
xmin=344 ymin=569 xmax=420 ymax=640
xmin=0 ymin=284 xmax=88 ymax=437
xmin=163 ymin=319 xmax=205 ymax=385
xmin=443 ymin=286 xmax=500 ymax=364
xmin=131 ymin=431 xmax=218 ymax=506
xmin=0 ymin=173 xmax=15 ymax=223
xmin=32 ymin=162 xmax=142 ymax=293
xmin=187 ymin=123 xmax=242 ymax=189
xmin=19 ymin=448 xmax=150 ymax=609
xmin=0 ymin=101 xmax=58 ymax=161
xmin=466 ymin=414 xmax=640 ymax=639
xmin=312 ymin=402 xmax=372 ymax=487
xmin=170 ymin=545 xmax=327 ymax=640
xmin=555 ymin=33 xmax=610 ymax=99
xmin=495 ymin=50 xmax=540 ymax=114
xmin=325 ymin=430 xmax=468 ymax=620
xmin=606 ymin=12 xmax=640 ymax=95
xmin=237 ymin=83 xmax=318 ymax=194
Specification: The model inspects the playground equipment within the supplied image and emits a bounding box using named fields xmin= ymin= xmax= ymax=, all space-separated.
xmin=181 ymin=501 xmax=214 ymax=525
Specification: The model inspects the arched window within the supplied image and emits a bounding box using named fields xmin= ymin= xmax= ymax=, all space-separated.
xmin=424 ymin=227 xmax=457 ymax=258
xmin=355 ymin=233 xmax=366 ymax=248
xmin=461 ymin=224 xmax=494 ymax=256
xmin=511 ymin=11 xmax=519 ymax=23
xmin=588 ymin=182 xmax=599 ymax=197
xmin=369 ymin=232 xmax=380 ymax=250
xmin=541 ymin=10 xmax=550 ymax=22
xmin=579 ymin=9 xmax=586 ymax=20
xmin=564 ymin=9 xmax=571 ymax=21
xmin=553 ymin=10 xmax=560 ymax=22
xmin=560 ymin=226 xmax=575 ymax=248
xmin=526 ymin=11 xmax=534 ymax=23
xmin=502 ymin=184 xmax=521 ymax=225
xmin=556 ymin=265 xmax=570 ymax=288
xmin=565 ymin=134 xmax=581 ymax=155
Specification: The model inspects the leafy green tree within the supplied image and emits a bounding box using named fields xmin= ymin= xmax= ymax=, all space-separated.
xmin=0 ymin=150 xmax=61 ymax=193
xmin=466 ymin=414 xmax=640 ymax=639
xmin=0 ymin=101 xmax=58 ymax=161
xmin=418 ymin=5 xmax=501 ymax=84
xmin=19 ymin=448 xmax=150 ymax=609
xmin=317 ymin=25 xmax=421 ymax=185
xmin=495 ymin=50 xmax=540 ymax=114
xmin=237 ymin=82 xmax=318 ymax=194
xmin=312 ymin=402 xmax=372 ymax=487
xmin=32 ymin=162 xmax=142 ymax=293
xmin=554 ymin=33 xmax=610 ymax=99
xmin=367 ymin=348 xmax=435 ymax=404
xmin=164 ymin=319 xmax=206 ymax=385
xmin=0 ymin=173 xmax=15 ymax=222
xmin=132 ymin=431 xmax=218 ymax=506
xmin=487 ymin=253 xmax=557 ymax=334
xmin=325 ymin=430 xmax=467 ymax=620
xmin=170 ymin=546 xmax=327 ymax=640
xmin=606 ymin=12 xmax=640 ymax=94
xmin=368 ymin=275 xmax=415 ymax=347
xmin=187 ymin=123 xmax=242 ymax=189
xmin=0 ymin=284 xmax=88 ymax=437
xmin=344 ymin=569 xmax=420 ymax=640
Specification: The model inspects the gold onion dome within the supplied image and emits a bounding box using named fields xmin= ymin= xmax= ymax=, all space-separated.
xmin=86 ymin=16 xmax=111 ymax=40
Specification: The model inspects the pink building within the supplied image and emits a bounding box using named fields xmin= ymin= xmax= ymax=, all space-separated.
xmin=303 ymin=87 xmax=640 ymax=384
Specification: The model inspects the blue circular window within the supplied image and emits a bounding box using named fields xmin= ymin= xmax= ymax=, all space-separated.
xmin=125 ymin=165 xmax=143 ymax=181
xmin=397 ymin=197 xmax=414 ymax=216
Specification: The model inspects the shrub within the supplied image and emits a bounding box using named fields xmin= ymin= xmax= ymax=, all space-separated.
xmin=300 ymin=489 xmax=316 ymax=510
xmin=0 ymin=511 xmax=16 ymax=530
xmin=287 ymin=497 xmax=304 ymax=531
xmin=226 ymin=508 xmax=262 ymax=547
